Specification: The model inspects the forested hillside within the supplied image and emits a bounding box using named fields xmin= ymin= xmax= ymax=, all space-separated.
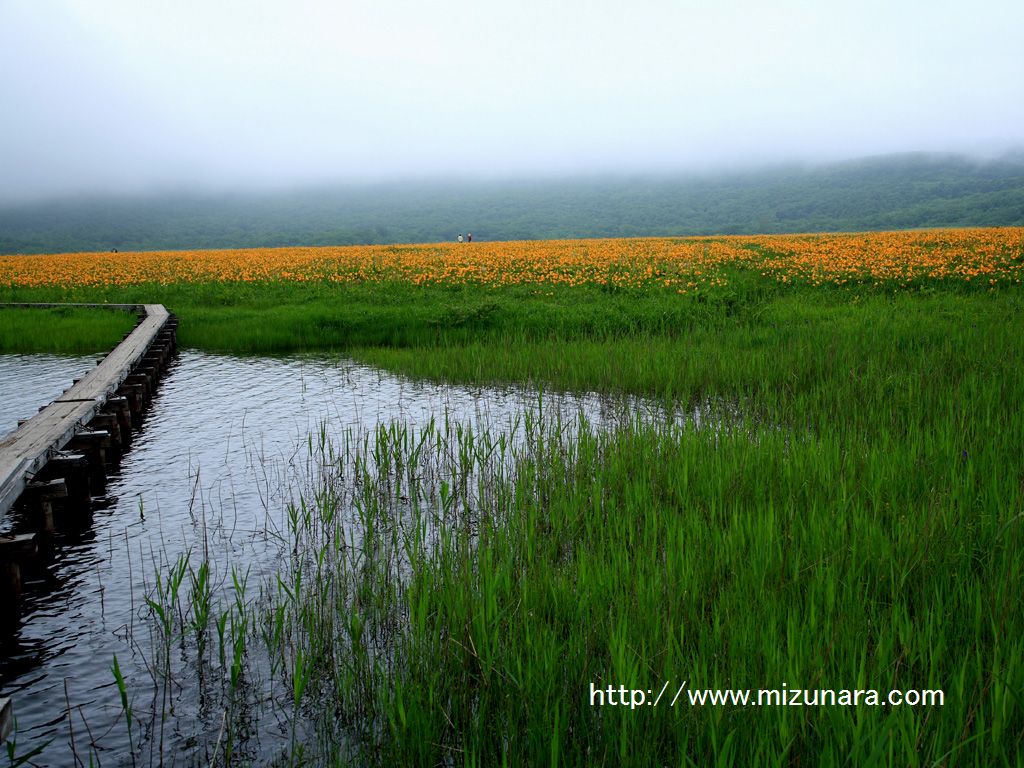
xmin=2 ymin=152 xmax=1023 ymax=254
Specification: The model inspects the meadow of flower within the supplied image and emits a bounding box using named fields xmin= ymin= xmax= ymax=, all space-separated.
xmin=2 ymin=228 xmax=1022 ymax=291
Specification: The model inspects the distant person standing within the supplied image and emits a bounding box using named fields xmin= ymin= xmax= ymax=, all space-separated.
xmin=458 ymin=234 xmax=464 ymax=243
xmin=467 ymin=233 xmax=473 ymax=243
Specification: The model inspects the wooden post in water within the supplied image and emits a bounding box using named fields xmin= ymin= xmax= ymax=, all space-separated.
xmin=88 ymin=414 xmax=122 ymax=460
xmin=66 ymin=430 xmax=110 ymax=490
xmin=22 ymin=479 xmax=66 ymax=534
xmin=104 ymin=396 xmax=133 ymax=445
xmin=0 ymin=534 xmax=38 ymax=603
xmin=40 ymin=454 xmax=91 ymax=509
xmin=125 ymin=373 xmax=151 ymax=404
xmin=143 ymin=353 xmax=166 ymax=372
xmin=117 ymin=383 xmax=145 ymax=427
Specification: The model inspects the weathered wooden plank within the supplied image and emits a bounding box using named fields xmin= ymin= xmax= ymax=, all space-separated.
xmin=0 ymin=304 xmax=172 ymax=516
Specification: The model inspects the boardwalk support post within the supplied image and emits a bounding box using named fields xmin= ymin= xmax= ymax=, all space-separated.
xmin=0 ymin=534 xmax=38 ymax=603
xmin=22 ymin=479 xmax=66 ymax=534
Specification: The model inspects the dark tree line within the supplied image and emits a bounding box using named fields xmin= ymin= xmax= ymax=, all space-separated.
xmin=2 ymin=152 xmax=1023 ymax=255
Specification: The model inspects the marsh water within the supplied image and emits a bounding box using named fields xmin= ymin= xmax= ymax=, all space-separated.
xmin=0 ymin=350 xmax=701 ymax=766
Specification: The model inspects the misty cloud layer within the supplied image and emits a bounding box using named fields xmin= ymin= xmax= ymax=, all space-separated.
xmin=2 ymin=0 xmax=1022 ymax=201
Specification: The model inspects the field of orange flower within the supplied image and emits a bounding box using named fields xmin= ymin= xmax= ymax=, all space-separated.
xmin=2 ymin=228 xmax=1022 ymax=291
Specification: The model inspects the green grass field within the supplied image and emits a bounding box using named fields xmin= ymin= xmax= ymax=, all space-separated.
xmin=2 ymin=267 xmax=1022 ymax=765
xmin=0 ymin=305 xmax=137 ymax=354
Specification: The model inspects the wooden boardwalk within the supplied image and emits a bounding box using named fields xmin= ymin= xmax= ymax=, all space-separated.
xmin=0 ymin=303 xmax=178 ymax=737
xmin=0 ymin=304 xmax=173 ymax=517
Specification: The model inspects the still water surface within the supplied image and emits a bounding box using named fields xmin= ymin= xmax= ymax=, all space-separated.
xmin=0 ymin=350 xmax=687 ymax=765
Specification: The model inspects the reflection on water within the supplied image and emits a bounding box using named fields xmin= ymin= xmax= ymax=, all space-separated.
xmin=0 ymin=350 xmax=699 ymax=766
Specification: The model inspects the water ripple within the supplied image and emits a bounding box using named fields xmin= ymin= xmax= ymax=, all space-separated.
xmin=0 ymin=354 xmax=96 ymax=439
xmin=0 ymin=350 xmax=690 ymax=766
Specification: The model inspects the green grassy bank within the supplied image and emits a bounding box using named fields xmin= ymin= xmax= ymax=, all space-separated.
xmin=1 ymin=276 xmax=771 ymax=352
xmin=0 ymin=268 xmax=1013 ymax=355
xmin=0 ymin=305 xmax=138 ymax=354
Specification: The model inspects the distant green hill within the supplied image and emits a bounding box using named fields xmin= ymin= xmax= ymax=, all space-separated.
xmin=2 ymin=152 xmax=1023 ymax=254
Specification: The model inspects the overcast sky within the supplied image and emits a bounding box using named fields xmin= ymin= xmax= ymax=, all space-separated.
xmin=1 ymin=0 xmax=1022 ymax=201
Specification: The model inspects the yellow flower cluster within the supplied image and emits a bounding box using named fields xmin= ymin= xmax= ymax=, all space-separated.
xmin=744 ymin=228 xmax=1024 ymax=286
xmin=2 ymin=228 xmax=1021 ymax=290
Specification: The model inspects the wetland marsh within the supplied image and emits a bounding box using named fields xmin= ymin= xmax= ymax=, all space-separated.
xmin=0 ymin=231 xmax=1021 ymax=765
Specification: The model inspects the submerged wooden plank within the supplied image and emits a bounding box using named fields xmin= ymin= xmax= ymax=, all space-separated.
xmin=0 ymin=304 xmax=171 ymax=516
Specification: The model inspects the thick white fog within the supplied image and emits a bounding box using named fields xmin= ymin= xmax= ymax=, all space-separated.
xmin=1 ymin=0 xmax=1022 ymax=201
